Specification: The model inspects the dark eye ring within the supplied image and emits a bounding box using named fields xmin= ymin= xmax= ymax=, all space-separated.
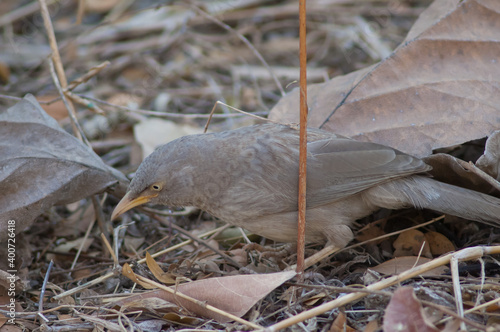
xmin=151 ymin=184 xmax=162 ymax=191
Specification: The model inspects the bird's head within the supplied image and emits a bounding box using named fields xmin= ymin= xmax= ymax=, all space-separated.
xmin=111 ymin=137 xmax=199 ymax=220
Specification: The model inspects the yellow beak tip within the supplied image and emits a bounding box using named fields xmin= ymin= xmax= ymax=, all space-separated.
xmin=110 ymin=208 xmax=123 ymax=221
xmin=111 ymin=193 xmax=153 ymax=221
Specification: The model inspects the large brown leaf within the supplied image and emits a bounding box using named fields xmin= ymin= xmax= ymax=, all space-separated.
xmin=383 ymin=287 xmax=439 ymax=332
xmin=0 ymin=95 xmax=128 ymax=242
xmin=118 ymin=266 xmax=296 ymax=323
xmin=270 ymin=0 xmax=500 ymax=158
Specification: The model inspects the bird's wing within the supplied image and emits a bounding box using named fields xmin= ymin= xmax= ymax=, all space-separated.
xmin=305 ymin=137 xmax=431 ymax=207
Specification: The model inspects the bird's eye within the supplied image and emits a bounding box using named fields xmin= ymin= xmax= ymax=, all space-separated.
xmin=151 ymin=183 xmax=162 ymax=191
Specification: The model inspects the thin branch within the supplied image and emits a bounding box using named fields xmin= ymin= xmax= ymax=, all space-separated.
xmin=37 ymin=260 xmax=53 ymax=323
xmin=79 ymin=94 xmax=268 ymax=119
xmin=39 ymin=0 xmax=87 ymax=143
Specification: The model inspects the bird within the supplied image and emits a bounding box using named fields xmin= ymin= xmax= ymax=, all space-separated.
xmin=111 ymin=122 xmax=500 ymax=249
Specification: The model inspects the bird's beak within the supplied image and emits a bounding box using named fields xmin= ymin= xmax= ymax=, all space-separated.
xmin=111 ymin=192 xmax=156 ymax=220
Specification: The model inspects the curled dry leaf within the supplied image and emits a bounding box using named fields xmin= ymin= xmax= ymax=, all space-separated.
xmin=423 ymin=153 xmax=498 ymax=195
xmin=146 ymin=252 xmax=186 ymax=285
xmin=270 ymin=0 xmax=500 ymax=158
xmin=122 ymin=263 xmax=157 ymax=290
xmin=0 ymin=95 xmax=128 ymax=242
xmin=476 ymin=130 xmax=500 ymax=181
xmin=304 ymin=292 xmax=327 ymax=306
xmin=383 ymin=287 xmax=439 ymax=332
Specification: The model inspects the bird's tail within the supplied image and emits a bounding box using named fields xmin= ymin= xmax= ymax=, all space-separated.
xmin=365 ymin=176 xmax=500 ymax=227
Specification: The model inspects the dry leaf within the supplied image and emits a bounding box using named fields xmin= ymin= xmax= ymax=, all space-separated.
xmin=123 ymin=236 xmax=145 ymax=252
xmin=162 ymin=313 xmax=202 ymax=326
xmin=270 ymin=0 xmax=500 ymax=158
xmin=135 ymin=319 xmax=167 ymax=332
xmin=37 ymin=95 xmax=68 ymax=121
xmin=0 ymin=95 xmax=128 ymax=243
xmin=56 ymin=203 xmax=95 ymax=237
xmin=116 ymin=270 xmax=296 ymax=322
xmin=0 ymin=286 xmax=23 ymax=327
xmin=0 ymin=61 xmax=10 ymax=84
xmin=122 ymin=263 xmax=157 ymax=290
xmin=363 ymin=320 xmax=380 ymax=332
xmin=226 ymin=248 xmax=248 ymax=267
xmin=370 ymin=256 xmax=447 ymax=277
xmin=329 ymin=312 xmax=355 ymax=332
xmin=71 ymin=268 xmax=94 ymax=281
xmin=424 ymin=153 xmax=497 ymax=194
xmin=146 ymin=252 xmax=181 ymax=285
xmin=393 ymin=230 xmax=432 ymax=258
xmin=356 ymin=222 xmax=386 ymax=244
xmin=485 ymin=302 xmax=500 ymax=313
xmin=383 ymin=287 xmax=439 ymax=332
xmin=304 ymin=292 xmax=327 ymax=306
xmin=425 ymin=231 xmax=455 ymax=256
xmin=487 ymin=317 xmax=500 ymax=330
xmin=0 ymin=325 xmax=24 ymax=332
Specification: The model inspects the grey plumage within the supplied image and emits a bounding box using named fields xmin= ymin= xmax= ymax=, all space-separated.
xmin=119 ymin=123 xmax=500 ymax=247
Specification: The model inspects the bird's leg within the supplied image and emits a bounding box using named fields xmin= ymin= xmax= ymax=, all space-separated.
xmin=286 ymin=243 xmax=339 ymax=271
xmin=244 ymin=242 xmax=339 ymax=269
xmin=244 ymin=243 xmax=296 ymax=263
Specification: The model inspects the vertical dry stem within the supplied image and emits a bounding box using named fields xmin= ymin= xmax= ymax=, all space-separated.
xmin=296 ymin=0 xmax=308 ymax=274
